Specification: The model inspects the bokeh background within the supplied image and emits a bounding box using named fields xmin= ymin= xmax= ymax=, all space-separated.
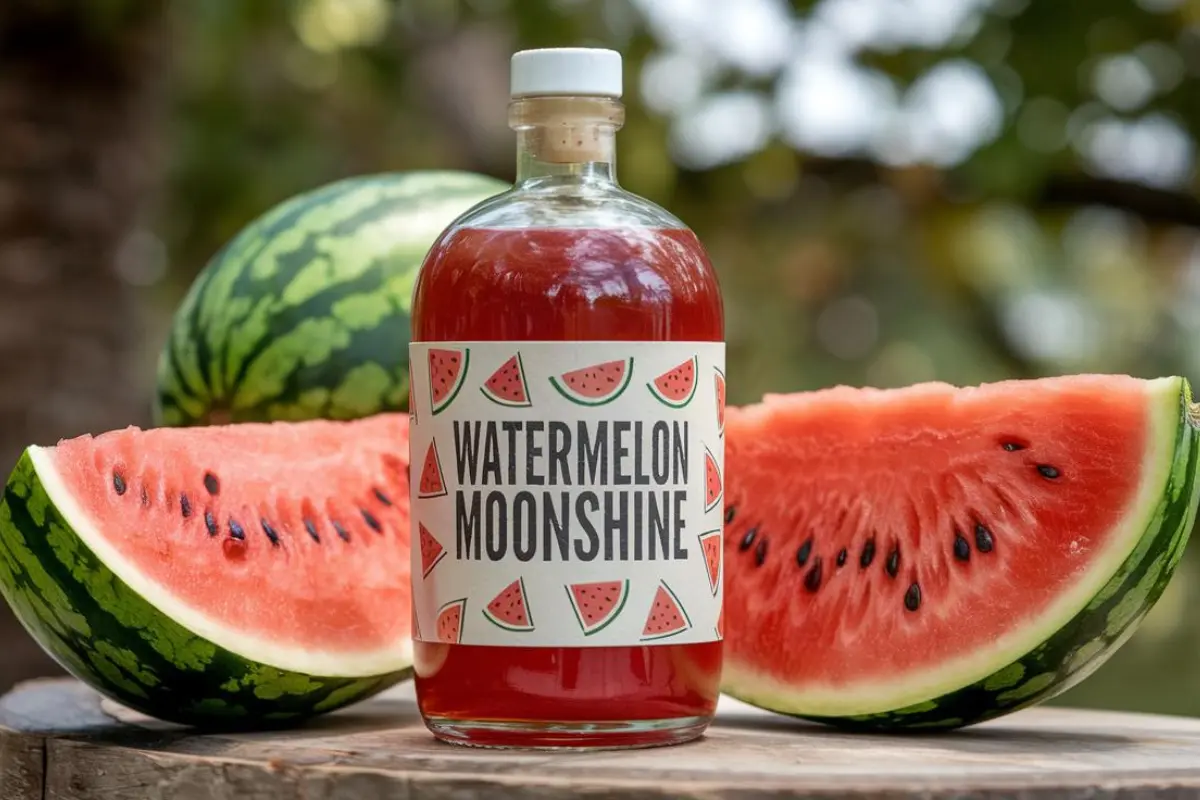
xmin=3 ymin=0 xmax=1200 ymax=716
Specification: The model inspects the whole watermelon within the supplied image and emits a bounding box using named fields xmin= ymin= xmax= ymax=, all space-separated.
xmin=154 ymin=170 xmax=508 ymax=426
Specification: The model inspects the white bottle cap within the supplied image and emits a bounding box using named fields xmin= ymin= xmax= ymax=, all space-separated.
xmin=510 ymin=48 xmax=623 ymax=99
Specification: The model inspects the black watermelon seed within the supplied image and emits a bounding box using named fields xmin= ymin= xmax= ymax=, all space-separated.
xmin=953 ymin=533 xmax=971 ymax=561
xmin=203 ymin=472 xmax=220 ymax=496
xmin=904 ymin=582 xmax=922 ymax=612
xmin=361 ymin=508 xmax=382 ymax=533
xmin=754 ymin=538 xmax=768 ymax=566
xmin=180 ymin=493 xmax=192 ymax=518
xmin=112 ymin=472 xmax=127 ymax=496
xmin=804 ymin=557 xmax=823 ymax=592
xmin=204 ymin=511 xmax=218 ymax=537
xmin=1037 ymin=464 xmax=1060 ymax=479
xmin=860 ymin=538 xmax=876 ymax=568
xmin=1001 ymin=440 xmax=1026 ymax=452
xmin=796 ymin=537 xmax=813 ymax=567
xmin=739 ymin=527 xmax=758 ymax=551
xmin=228 ymin=519 xmax=245 ymax=540
xmin=304 ymin=518 xmax=321 ymax=543
xmin=724 ymin=506 xmax=736 ymax=524
xmin=836 ymin=548 xmax=847 ymax=567
xmin=373 ymin=488 xmax=393 ymax=506
xmin=975 ymin=522 xmax=994 ymax=553
xmin=332 ymin=520 xmax=351 ymax=542
xmin=261 ymin=519 xmax=280 ymax=547
xmin=886 ymin=547 xmax=900 ymax=578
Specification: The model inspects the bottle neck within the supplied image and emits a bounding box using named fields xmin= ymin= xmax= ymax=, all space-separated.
xmin=509 ymin=96 xmax=624 ymax=186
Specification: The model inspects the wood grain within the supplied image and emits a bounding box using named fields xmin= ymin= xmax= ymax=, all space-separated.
xmin=3 ymin=678 xmax=1200 ymax=799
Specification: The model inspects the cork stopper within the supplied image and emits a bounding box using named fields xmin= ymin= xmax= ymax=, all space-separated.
xmin=509 ymin=96 xmax=624 ymax=164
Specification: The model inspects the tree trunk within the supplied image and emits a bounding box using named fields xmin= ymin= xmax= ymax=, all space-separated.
xmin=0 ymin=0 xmax=167 ymax=690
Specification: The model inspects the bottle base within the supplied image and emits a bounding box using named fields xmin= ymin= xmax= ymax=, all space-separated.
xmin=423 ymin=714 xmax=712 ymax=750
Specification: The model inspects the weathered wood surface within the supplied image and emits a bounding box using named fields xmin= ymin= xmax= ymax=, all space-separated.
xmin=3 ymin=679 xmax=1200 ymax=799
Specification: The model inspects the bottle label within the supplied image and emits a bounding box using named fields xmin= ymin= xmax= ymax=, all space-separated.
xmin=408 ymin=341 xmax=725 ymax=647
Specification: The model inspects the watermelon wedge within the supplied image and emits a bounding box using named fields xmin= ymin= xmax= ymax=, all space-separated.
xmin=428 ymin=347 xmax=468 ymax=415
xmin=698 ymin=529 xmax=722 ymax=595
xmin=715 ymin=367 xmax=726 ymax=437
xmin=566 ymin=579 xmax=630 ymax=635
xmin=436 ymin=598 xmax=466 ymax=643
xmin=550 ymin=358 xmax=633 ymax=407
xmin=417 ymin=439 xmax=446 ymax=499
xmin=0 ymin=414 xmax=415 ymax=727
xmin=648 ymin=355 xmax=698 ymax=408
xmin=481 ymin=353 xmax=532 ymax=408
xmin=482 ymin=577 xmax=535 ymax=632
xmin=641 ymin=580 xmax=692 ymax=641
xmin=418 ymin=523 xmax=447 ymax=578
xmin=722 ymin=375 xmax=1200 ymax=731
xmin=704 ymin=446 xmax=723 ymax=513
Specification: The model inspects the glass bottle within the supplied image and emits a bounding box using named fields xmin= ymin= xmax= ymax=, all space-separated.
xmin=408 ymin=48 xmax=725 ymax=749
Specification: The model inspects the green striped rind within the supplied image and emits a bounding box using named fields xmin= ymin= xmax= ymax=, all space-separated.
xmin=154 ymin=171 xmax=508 ymax=427
xmin=813 ymin=380 xmax=1200 ymax=731
xmin=0 ymin=452 xmax=410 ymax=727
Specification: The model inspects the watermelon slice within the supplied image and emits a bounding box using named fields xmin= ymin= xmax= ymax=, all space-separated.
xmin=648 ymin=355 xmax=698 ymax=408
xmin=436 ymin=598 xmax=466 ymax=643
xmin=417 ymin=439 xmax=446 ymax=499
xmin=482 ymin=577 xmax=535 ymax=632
xmin=428 ymin=347 xmax=469 ymax=415
xmin=704 ymin=446 xmax=723 ymax=513
xmin=418 ymin=523 xmax=447 ymax=578
xmin=566 ymin=579 xmax=630 ymax=635
xmin=715 ymin=367 xmax=726 ymax=437
xmin=698 ymin=529 xmax=722 ymax=595
xmin=716 ymin=606 xmax=724 ymax=641
xmin=550 ymin=358 xmax=633 ymax=407
xmin=641 ymin=580 xmax=692 ymax=641
xmin=722 ymin=375 xmax=1200 ymax=731
xmin=0 ymin=414 xmax=415 ymax=726
xmin=481 ymin=353 xmax=532 ymax=408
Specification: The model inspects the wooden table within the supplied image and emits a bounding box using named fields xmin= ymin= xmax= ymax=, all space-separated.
xmin=3 ymin=679 xmax=1200 ymax=798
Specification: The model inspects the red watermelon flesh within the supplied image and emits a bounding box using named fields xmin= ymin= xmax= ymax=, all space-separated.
xmin=552 ymin=359 xmax=633 ymax=405
xmin=715 ymin=368 xmax=726 ymax=435
xmin=428 ymin=347 xmax=468 ymax=412
xmin=417 ymin=440 xmax=446 ymax=499
xmin=721 ymin=375 xmax=1181 ymax=716
xmin=43 ymin=414 xmax=412 ymax=668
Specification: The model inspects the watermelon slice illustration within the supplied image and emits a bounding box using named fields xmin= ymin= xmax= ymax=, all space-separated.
xmin=481 ymin=353 xmax=532 ymax=408
xmin=698 ymin=529 xmax=722 ymax=596
xmin=566 ymin=579 xmax=630 ymax=635
xmin=641 ymin=580 xmax=692 ymax=641
xmin=716 ymin=606 xmax=723 ymax=641
xmin=550 ymin=358 xmax=633 ymax=406
xmin=704 ymin=446 xmax=723 ymax=513
xmin=715 ymin=367 xmax=726 ymax=437
xmin=419 ymin=523 xmax=447 ymax=578
xmin=482 ymin=577 xmax=535 ymax=632
xmin=417 ymin=439 xmax=446 ymax=499
xmin=436 ymin=598 xmax=466 ymax=644
xmin=648 ymin=355 xmax=698 ymax=408
xmin=428 ymin=347 xmax=469 ymax=415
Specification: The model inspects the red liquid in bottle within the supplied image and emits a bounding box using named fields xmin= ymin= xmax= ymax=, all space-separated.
xmin=411 ymin=225 xmax=724 ymax=748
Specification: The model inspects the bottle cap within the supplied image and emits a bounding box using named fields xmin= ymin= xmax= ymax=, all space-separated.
xmin=510 ymin=48 xmax=623 ymax=99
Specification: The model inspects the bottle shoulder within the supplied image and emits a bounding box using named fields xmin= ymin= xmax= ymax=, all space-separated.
xmin=446 ymin=179 xmax=687 ymax=232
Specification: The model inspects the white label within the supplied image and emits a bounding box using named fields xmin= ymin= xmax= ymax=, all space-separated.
xmin=408 ymin=341 xmax=725 ymax=647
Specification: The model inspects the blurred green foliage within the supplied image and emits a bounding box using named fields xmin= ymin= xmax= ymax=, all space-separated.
xmin=144 ymin=0 xmax=1200 ymax=717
